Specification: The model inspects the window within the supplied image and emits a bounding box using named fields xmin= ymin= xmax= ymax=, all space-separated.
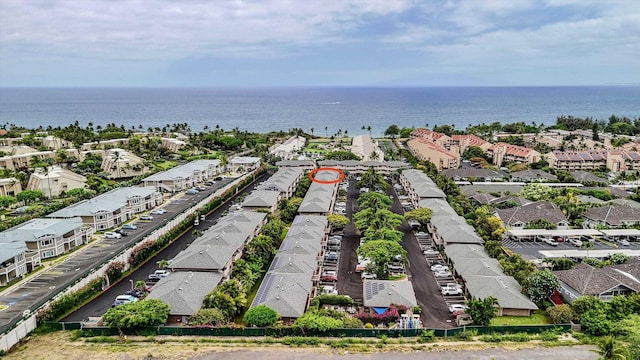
xmin=41 ymin=239 xmax=53 ymax=247
xmin=42 ymin=250 xmax=54 ymax=259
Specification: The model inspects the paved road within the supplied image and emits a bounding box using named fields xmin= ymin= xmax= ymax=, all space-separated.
xmin=388 ymin=185 xmax=454 ymax=328
xmin=337 ymin=178 xmax=363 ymax=301
xmin=0 ymin=177 xmax=239 ymax=333
xmin=62 ymin=173 xmax=268 ymax=322
xmin=502 ymin=237 xmax=637 ymax=260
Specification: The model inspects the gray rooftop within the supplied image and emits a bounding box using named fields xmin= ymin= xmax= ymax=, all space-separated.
xmin=460 ymin=184 xmax=524 ymax=196
xmin=583 ymin=205 xmax=640 ymax=226
xmin=143 ymin=159 xmax=220 ymax=182
xmin=495 ymin=201 xmax=567 ymax=226
xmin=511 ymin=169 xmax=558 ymax=181
xmin=251 ymin=215 xmax=327 ymax=318
xmin=147 ymin=272 xmax=223 ymax=316
xmin=241 ymin=190 xmax=280 ymax=208
xmin=0 ymin=238 xmax=27 ymax=262
xmin=100 ymin=186 xmax=159 ymax=201
xmin=363 ymin=280 xmax=417 ymax=308
xmin=0 ymin=217 xmax=84 ymax=242
xmin=465 ymin=275 xmax=538 ymax=310
xmin=169 ymin=211 xmax=266 ymax=271
xmin=257 ymin=168 xmax=303 ymax=193
xmin=419 ymin=198 xmax=484 ymax=245
xmin=402 ymin=169 xmax=446 ymax=199
xmin=298 ymin=170 xmax=338 ymax=214
xmin=47 ymin=197 xmax=124 ymax=218
xmin=276 ymin=160 xmax=315 ymax=167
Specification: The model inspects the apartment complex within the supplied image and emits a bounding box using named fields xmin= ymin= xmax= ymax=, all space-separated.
xmin=545 ymin=149 xmax=640 ymax=173
xmin=26 ymin=166 xmax=87 ymax=198
xmin=143 ymin=159 xmax=221 ymax=193
xmin=0 ymin=177 xmax=22 ymax=197
xmin=487 ymin=142 xmax=541 ymax=166
xmin=407 ymin=138 xmax=460 ymax=170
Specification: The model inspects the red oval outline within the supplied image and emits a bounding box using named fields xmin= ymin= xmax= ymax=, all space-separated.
xmin=308 ymin=167 xmax=345 ymax=184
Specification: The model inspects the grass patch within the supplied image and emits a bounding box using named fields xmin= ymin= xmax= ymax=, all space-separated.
xmin=153 ymin=160 xmax=178 ymax=171
xmin=387 ymin=274 xmax=407 ymax=281
xmin=490 ymin=309 xmax=552 ymax=326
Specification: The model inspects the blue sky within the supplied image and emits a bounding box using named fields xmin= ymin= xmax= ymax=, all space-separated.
xmin=1 ymin=0 xmax=639 ymax=87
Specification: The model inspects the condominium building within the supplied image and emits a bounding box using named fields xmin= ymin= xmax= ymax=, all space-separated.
xmin=407 ymin=138 xmax=460 ymax=170
xmin=27 ymin=166 xmax=87 ymax=198
xmin=487 ymin=143 xmax=541 ymax=166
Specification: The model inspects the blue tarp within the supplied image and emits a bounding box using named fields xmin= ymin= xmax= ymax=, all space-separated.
xmin=373 ymin=307 xmax=388 ymax=314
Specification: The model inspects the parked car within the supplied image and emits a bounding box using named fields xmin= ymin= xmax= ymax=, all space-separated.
xmin=568 ymin=238 xmax=583 ymax=247
xmin=431 ymin=264 xmax=449 ymax=272
xmin=387 ymin=263 xmax=404 ymax=271
xmin=112 ymin=294 xmax=138 ymax=307
xmin=361 ymin=272 xmax=377 ymax=279
xmin=448 ymin=304 xmax=468 ymax=313
xmin=581 ymin=235 xmax=596 ymax=243
xmin=423 ymin=248 xmax=439 ymax=256
xmin=619 ymin=239 xmax=630 ymax=246
xmin=104 ymin=231 xmax=122 ymax=239
xmin=327 ymin=245 xmax=341 ymax=252
xmin=321 ymin=271 xmax=337 ymax=282
xmin=328 ymin=238 xmax=341 ymax=246
xmin=114 ymin=229 xmax=128 ymax=236
xmin=122 ymin=223 xmax=138 ymax=230
xmin=150 ymin=208 xmax=167 ymax=215
xmin=154 ymin=269 xmax=171 ymax=277
xmin=540 ymin=237 xmax=558 ymax=246
xmin=552 ymin=235 xmax=565 ymax=242
xmin=324 ymin=252 xmax=339 ymax=261
xmin=186 ymin=188 xmax=199 ymax=195
xmin=139 ymin=214 xmax=154 ymax=221
xmin=441 ymin=283 xmax=463 ymax=296
xmin=320 ymin=285 xmax=338 ymax=295
xmin=434 ymin=270 xmax=452 ymax=278
xmin=125 ymin=289 xmax=147 ymax=299
xmin=147 ymin=273 xmax=163 ymax=282
xmin=196 ymin=186 xmax=207 ymax=191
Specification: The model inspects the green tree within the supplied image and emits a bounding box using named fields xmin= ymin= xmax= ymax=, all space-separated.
xmin=524 ymin=269 xmax=560 ymax=304
xmin=403 ymin=208 xmax=433 ymax=228
xmin=358 ymin=240 xmax=406 ymax=279
xmin=356 ymin=167 xmax=390 ymax=191
xmin=462 ymin=146 xmax=487 ymax=161
xmin=102 ymin=299 xmax=170 ymax=329
xmin=467 ymin=296 xmax=498 ymax=326
xmin=384 ymin=124 xmax=400 ymax=138
xmin=324 ymin=150 xmax=361 ymax=161
xmin=593 ymin=336 xmax=628 ymax=359
xmin=16 ymin=189 xmax=44 ymax=204
xmin=189 ymin=308 xmax=227 ymax=326
xmin=357 ymin=191 xmax=392 ymax=211
xmin=520 ymin=183 xmax=557 ymax=201
xmin=293 ymin=310 xmax=344 ymax=331
xmin=327 ymin=214 xmax=349 ymax=230
xmin=203 ymin=279 xmax=247 ymax=320
xmin=0 ymin=195 xmax=17 ymax=209
xmin=244 ymin=305 xmax=280 ymax=327
xmin=280 ymin=197 xmax=302 ymax=223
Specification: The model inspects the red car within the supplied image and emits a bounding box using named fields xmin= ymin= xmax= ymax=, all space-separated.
xmin=321 ymin=271 xmax=337 ymax=282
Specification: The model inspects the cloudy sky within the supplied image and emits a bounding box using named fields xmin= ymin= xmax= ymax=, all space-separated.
xmin=1 ymin=0 xmax=639 ymax=87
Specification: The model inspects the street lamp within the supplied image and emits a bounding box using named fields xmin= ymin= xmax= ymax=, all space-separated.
xmin=129 ymin=279 xmax=134 ymax=291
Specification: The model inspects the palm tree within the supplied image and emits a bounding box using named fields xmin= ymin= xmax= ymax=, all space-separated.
xmin=592 ymin=336 xmax=628 ymax=360
xmin=581 ymin=240 xmax=594 ymax=259
xmin=310 ymin=128 xmax=315 ymax=137
xmin=325 ymin=126 xmax=328 ymax=138
xmin=156 ymin=259 xmax=170 ymax=269
xmin=367 ymin=126 xmax=372 ymax=136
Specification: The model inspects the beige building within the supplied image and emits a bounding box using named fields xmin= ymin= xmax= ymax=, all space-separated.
xmin=546 ymin=150 xmax=607 ymax=171
xmin=0 ymin=177 xmax=22 ymax=197
xmin=101 ymin=148 xmax=148 ymax=179
xmin=410 ymin=128 xmax=451 ymax=147
xmin=487 ymin=143 xmax=541 ymax=166
xmin=449 ymin=134 xmax=492 ymax=155
xmin=407 ymin=138 xmax=460 ymax=170
xmin=143 ymin=159 xmax=222 ymax=193
xmin=350 ymin=134 xmax=381 ymax=161
xmin=0 ymin=146 xmax=80 ymax=171
xmin=27 ymin=166 xmax=87 ymax=198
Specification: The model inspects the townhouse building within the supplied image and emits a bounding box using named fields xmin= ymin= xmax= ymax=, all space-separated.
xmin=487 ymin=142 xmax=541 ymax=166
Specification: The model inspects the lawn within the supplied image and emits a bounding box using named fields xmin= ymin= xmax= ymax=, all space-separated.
xmin=490 ymin=310 xmax=552 ymax=326
xmin=152 ymin=160 xmax=178 ymax=171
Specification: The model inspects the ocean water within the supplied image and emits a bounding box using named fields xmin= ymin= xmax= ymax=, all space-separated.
xmin=0 ymin=87 xmax=638 ymax=137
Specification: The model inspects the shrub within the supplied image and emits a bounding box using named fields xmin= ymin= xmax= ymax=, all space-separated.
xmin=105 ymin=261 xmax=125 ymax=283
xmin=417 ymin=329 xmax=435 ymax=343
xmin=538 ymin=331 xmax=559 ymax=342
xmin=455 ymin=330 xmax=477 ymax=341
xmin=244 ymin=305 xmax=279 ymax=327
xmin=547 ymin=304 xmax=575 ymax=324
xmin=189 ymin=308 xmax=227 ymax=326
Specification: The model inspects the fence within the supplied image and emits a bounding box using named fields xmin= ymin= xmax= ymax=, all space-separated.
xmin=51 ymin=323 xmax=571 ymax=338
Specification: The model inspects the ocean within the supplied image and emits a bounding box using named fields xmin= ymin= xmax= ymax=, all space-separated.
xmin=0 ymin=87 xmax=638 ymax=137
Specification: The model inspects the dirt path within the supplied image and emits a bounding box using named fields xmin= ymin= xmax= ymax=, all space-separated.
xmin=4 ymin=332 xmax=598 ymax=360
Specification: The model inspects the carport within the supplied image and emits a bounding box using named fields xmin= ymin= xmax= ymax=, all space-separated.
xmin=600 ymin=229 xmax=640 ymax=242
xmin=539 ymin=249 xmax=640 ymax=259
xmin=507 ymin=229 xmax=602 ymax=241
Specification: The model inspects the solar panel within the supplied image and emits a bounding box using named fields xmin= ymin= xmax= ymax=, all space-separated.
xmin=253 ymin=273 xmax=274 ymax=305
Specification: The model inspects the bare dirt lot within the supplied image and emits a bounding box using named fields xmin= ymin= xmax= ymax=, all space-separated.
xmin=4 ymin=332 xmax=599 ymax=360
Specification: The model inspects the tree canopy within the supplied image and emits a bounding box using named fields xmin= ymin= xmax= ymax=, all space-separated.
xmin=358 ymin=240 xmax=406 ymax=279
xmin=404 ymin=208 xmax=433 ymax=228
xmin=102 ymin=299 xmax=170 ymax=329
xmin=466 ymin=296 xmax=498 ymax=326
xmin=524 ymin=269 xmax=560 ymax=304
xmin=244 ymin=305 xmax=280 ymax=327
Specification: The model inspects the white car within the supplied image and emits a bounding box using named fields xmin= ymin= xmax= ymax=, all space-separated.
xmin=431 ymin=264 xmax=449 ymax=272
xmin=104 ymin=231 xmax=122 ymax=239
xmin=150 ymin=208 xmax=167 ymax=215
xmin=541 ymin=237 xmax=558 ymax=246
xmin=448 ymin=304 xmax=468 ymax=313
xmin=139 ymin=214 xmax=154 ymax=221
xmin=568 ymin=238 xmax=583 ymax=247
xmin=423 ymin=248 xmax=439 ymax=256
xmin=619 ymin=239 xmax=630 ymax=246
xmin=361 ymin=272 xmax=377 ymax=280
xmin=434 ymin=270 xmax=452 ymax=278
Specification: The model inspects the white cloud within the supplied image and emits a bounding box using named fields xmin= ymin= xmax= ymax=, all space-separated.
xmin=0 ymin=0 xmax=412 ymax=60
